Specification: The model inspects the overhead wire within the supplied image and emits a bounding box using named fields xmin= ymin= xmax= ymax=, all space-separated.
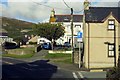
xmin=33 ymin=1 xmax=90 ymax=14
xmin=62 ymin=0 xmax=71 ymax=9
xmin=62 ymin=0 xmax=86 ymax=14
xmin=33 ymin=2 xmax=69 ymax=10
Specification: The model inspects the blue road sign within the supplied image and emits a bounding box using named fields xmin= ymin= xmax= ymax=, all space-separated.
xmin=77 ymin=31 xmax=82 ymax=38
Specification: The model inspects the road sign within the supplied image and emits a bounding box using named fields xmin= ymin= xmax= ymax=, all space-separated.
xmin=77 ymin=31 xmax=82 ymax=42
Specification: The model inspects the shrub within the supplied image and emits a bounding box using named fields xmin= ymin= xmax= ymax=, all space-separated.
xmin=106 ymin=67 xmax=120 ymax=80
xmin=29 ymin=42 xmax=37 ymax=45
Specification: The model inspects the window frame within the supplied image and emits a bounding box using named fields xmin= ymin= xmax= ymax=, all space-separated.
xmin=75 ymin=25 xmax=81 ymax=28
xmin=108 ymin=43 xmax=115 ymax=57
xmin=108 ymin=19 xmax=115 ymax=30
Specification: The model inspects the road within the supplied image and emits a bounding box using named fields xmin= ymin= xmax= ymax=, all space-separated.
xmin=2 ymin=57 xmax=106 ymax=80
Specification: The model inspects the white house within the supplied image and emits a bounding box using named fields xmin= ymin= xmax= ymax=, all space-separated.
xmin=49 ymin=9 xmax=83 ymax=48
xmin=0 ymin=29 xmax=13 ymax=45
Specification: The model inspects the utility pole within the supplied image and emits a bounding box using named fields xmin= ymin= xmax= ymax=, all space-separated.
xmin=71 ymin=8 xmax=74 ymax=63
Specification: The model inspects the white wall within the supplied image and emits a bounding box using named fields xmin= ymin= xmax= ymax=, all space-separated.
xmin=56 ymin=22 xmax=83 ymax=48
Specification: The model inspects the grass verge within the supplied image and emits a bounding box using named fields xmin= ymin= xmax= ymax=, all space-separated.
xmin=2 ymin=53 xmax=34 ymax=58
xmin=44 ymin=53 xmax=72 ymax=64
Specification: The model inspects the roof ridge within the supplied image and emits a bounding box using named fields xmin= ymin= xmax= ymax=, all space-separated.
xmin=55 ymin=14 xmax=83 ymax=16
xmin=90 ymin=7 xmax=120 ymax=8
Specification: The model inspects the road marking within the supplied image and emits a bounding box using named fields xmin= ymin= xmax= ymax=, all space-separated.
xmin=20 ymin=66 xmax=33 ymax=71
xmin=2 ymin=61 xmax=13 ymax=65
xmin=72 ymin=72 xmax=79 ymax=80
xmin=27 ymin=64 xmax=39 ymax=67
xmin=78 ymin=71 xmax=84 ymax=78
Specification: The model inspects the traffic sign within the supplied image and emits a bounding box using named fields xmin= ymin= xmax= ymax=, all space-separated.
xmin=77 ymin=31 xmax=82 ymax=38
xmin=77 ymin=31 xmax=82 ymax=42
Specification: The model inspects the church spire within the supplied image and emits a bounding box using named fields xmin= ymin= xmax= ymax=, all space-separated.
xmin=50 ymin=8 xmax=55 ymax=18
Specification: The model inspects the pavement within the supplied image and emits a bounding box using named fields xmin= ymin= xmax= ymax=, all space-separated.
xmin=17 ymin=50 xmax=48 ymax=62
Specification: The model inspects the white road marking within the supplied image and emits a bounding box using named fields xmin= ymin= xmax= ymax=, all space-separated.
xmin=2 ymin=61 xmax=13 ymax=65
xmin=72 ymin=72 xmax=79 ymax=80
xmin=27 ymin=64 xmax=39 ymax=67
xmin=78 ymin=71 xmax=84 ymax=78
xmin=20 ymin=66 xmax=33 ymax=71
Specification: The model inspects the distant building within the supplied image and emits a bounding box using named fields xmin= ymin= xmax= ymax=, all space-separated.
xmin=49 ymin=9 xmax=83 ymax=48
xmin=0 ymin=29 xmax=13 ymax=45
xmin=83 ymin=0 xmax=120 ymax=69
xmin=37 ymin=37 xmax=51 ymax=45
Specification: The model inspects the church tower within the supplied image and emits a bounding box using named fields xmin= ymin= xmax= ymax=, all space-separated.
xmin=49 ymin=9 xmax=56 ymax=23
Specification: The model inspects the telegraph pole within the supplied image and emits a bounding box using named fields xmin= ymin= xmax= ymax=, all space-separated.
xmin=71 ymin=8 xmax=74 ymax=63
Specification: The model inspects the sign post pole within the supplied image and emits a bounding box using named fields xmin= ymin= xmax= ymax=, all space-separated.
xmin=79 ymin=42 xmax=81 ymax=68
xmin=77 ymin=31 xmax=82 ymax=69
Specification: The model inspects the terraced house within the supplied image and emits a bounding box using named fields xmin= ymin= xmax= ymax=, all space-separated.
xmin=83 ymin=0 xmax=120 ymax=69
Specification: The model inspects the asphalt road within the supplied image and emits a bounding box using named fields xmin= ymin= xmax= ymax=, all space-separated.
xmin=2 ymin=57 xmax=78 ymax=80
xmin=2 ymin=57 xmax=107 ymax=80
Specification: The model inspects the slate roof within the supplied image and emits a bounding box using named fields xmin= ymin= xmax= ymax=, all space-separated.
xmin=85 ymin=7 xmax=120 ymax=23
xmin=55 ymin=15 xmax=83 ymax=22
xmin=0 ymin=29 xmax=8 ymax=36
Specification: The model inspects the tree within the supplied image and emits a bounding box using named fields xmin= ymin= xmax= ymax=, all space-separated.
xmin=33 ymin=23 xmax=65 ymax=41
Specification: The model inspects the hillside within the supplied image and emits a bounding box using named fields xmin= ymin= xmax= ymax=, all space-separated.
xmin=1 ymin=17 xmax=36 ymax=41
xmin=2 ymin=17 xmax=35 ymax=29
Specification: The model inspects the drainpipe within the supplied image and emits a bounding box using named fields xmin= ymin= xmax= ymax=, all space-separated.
xmin=114 ymin=24 xmax=116 ymax=67
xmin=88 ymin=22 xmax=90 ymax=69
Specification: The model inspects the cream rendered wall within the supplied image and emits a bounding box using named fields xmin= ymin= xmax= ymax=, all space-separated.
xmin=84 ymin=15 xmax=119 ymax=68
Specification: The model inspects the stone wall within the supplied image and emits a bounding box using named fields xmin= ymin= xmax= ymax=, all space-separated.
xmin=6 ymin=49 xmax=34 ymax=55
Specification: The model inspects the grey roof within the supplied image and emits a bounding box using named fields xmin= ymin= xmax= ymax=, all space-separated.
xmin=55 ymin=15 xmax=83 ymax=22
xmin=0 ymin=29 xmax=8 ymax=36
xmin=85 ymin=7 xmax=120 ymax=23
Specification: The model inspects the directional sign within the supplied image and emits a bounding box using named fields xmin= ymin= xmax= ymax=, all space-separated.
xmin=77 ymin=31 xmax=82 ymax=42
xmin=77 ymin=31 xmax=82 ymax=38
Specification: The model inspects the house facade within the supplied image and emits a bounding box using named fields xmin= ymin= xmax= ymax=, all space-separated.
xmin=49 ymin=9 xmax=83 ymax=48
xmin=0 ymin=29 xmax=13 ymax=45
xmin=83 ymin=1 xmax=120 ymax=68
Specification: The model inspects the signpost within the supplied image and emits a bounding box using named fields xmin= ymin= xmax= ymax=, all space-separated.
xmin=77 ymin=31 xmax=82 ymax=68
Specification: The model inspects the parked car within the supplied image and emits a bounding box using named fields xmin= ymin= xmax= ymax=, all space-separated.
xmin=41 ymin=42 xmax=52 ymax=50
xmin=3 ymin=42 xmax=18 ymax=49
xmin=63 ymin=42 xmax=71 ymax=47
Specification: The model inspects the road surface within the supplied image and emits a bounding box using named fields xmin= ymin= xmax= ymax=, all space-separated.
xmin=2 ymin=57 xmax=106 ymax=80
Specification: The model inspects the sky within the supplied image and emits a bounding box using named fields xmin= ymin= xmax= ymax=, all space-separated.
xmin=0 ymin=0 xmax=120 ymax=23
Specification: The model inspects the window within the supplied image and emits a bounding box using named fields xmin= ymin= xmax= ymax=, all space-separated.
xmin=108 ymin=44 xmax=114 ymax=57
xmin=75 ymin=25 xmax=81 ymax=28
xmin=108 ymin=20 xmax=115 ymax=30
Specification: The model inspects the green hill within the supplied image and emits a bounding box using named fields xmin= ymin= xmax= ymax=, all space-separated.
xmin=1 ymin=17 xmax=36 ymax=41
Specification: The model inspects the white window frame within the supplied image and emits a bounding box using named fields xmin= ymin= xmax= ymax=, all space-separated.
xmin=108 ymin=44 xmax=114 ymax=57
xmin=108 ymin=20 xmax=115 ymax=30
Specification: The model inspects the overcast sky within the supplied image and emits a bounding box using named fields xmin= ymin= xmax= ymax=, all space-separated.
xmin=0 ymin=0 xmax=120 ymax=23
